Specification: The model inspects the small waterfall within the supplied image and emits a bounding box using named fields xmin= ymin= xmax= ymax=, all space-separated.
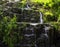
xmin=21 ymin=0 xmax=31 ymax=11
xmin=44 ymin=26 xmax=50 ymax=38
xmin=26 ymin=0 xmax=30 ymax=8
xmin=39 ymin=12 xmax=43 ymax=24
xmin=25 ymin=0 xmax=32 ymax=10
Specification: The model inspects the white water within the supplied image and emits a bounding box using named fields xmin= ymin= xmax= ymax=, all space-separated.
xmin=44 ymin=26 xmax=50 ymax=38
xmin=40 ymin=12 xmax=43 ymax=24
xmin=26 ymin=3 xmax=30 ymax=8
xmin=30 ymin=23 xmax=38 ymax=26
xmin=26 ymin=0 xmax=30 ymax=8
xmin=44 ymin=26 xmax=50 ymax=33
xmin=21 ymin=0 xmax=31 ymax=10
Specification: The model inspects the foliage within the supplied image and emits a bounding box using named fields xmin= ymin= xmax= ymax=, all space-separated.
xmin=0 ymin=15 xmax=17 ymax=47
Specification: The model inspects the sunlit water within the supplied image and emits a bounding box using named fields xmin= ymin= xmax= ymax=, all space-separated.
xmin=40 ymin=12 xmax=43 ymax=24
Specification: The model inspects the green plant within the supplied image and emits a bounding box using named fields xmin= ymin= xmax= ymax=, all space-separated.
xmin=0 ymin=14 xmax=17 ymax=47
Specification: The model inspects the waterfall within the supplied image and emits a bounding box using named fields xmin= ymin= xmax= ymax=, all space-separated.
xmin=39 ymin=12 xmax=43 ymax=24
xmin=21 ymin=0 xmax=31 ymax=11
xmin=26 ymin=0 xmax=30 ymax=8
xmin=44 ymin=26 xmax=50 ymax=38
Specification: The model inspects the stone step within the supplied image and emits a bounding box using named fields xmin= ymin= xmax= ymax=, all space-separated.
xmin=15 ymin=43 xmax=51 ymax=47
xmin=24 ymin=34 xmax=35 ymax=37
xmin=23 ymin=31 xmax=35 ymax=34
xmin=23 ymin=36 xmax=35 ymax=41
xmin=15 ymin=44 xmax=35 ymax=47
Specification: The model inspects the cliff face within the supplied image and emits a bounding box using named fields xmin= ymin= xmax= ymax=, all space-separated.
xmin=3 ymin=7 xmax=40 ymax=23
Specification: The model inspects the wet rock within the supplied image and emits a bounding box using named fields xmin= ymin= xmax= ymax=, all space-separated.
xmin=3 ymin=7 xmax=40 ymax=22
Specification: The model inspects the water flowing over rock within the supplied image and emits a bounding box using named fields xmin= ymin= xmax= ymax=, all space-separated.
xmin=1 ymin=1 xmax=56 ymax=47
xmin=39 ymin=12 xmax=43 ymax=24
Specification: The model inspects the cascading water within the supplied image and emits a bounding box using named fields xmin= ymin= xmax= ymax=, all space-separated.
xmin=29 ymin=12 xmax=44 ymax=47
xmin=39 ymin=12 xmax=49 ymax=39
xmin=20 ymin=0 xmax=51 ymax=47
xmin=44 ymin=26 xmax=50 ymax=38
xmin=21 ymin=0 xmax=32 ymax=12
xmin=39 ymin=12 xmax=43 ymax=24
xmin=26 ymin=0 xmax=30 ymax=8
